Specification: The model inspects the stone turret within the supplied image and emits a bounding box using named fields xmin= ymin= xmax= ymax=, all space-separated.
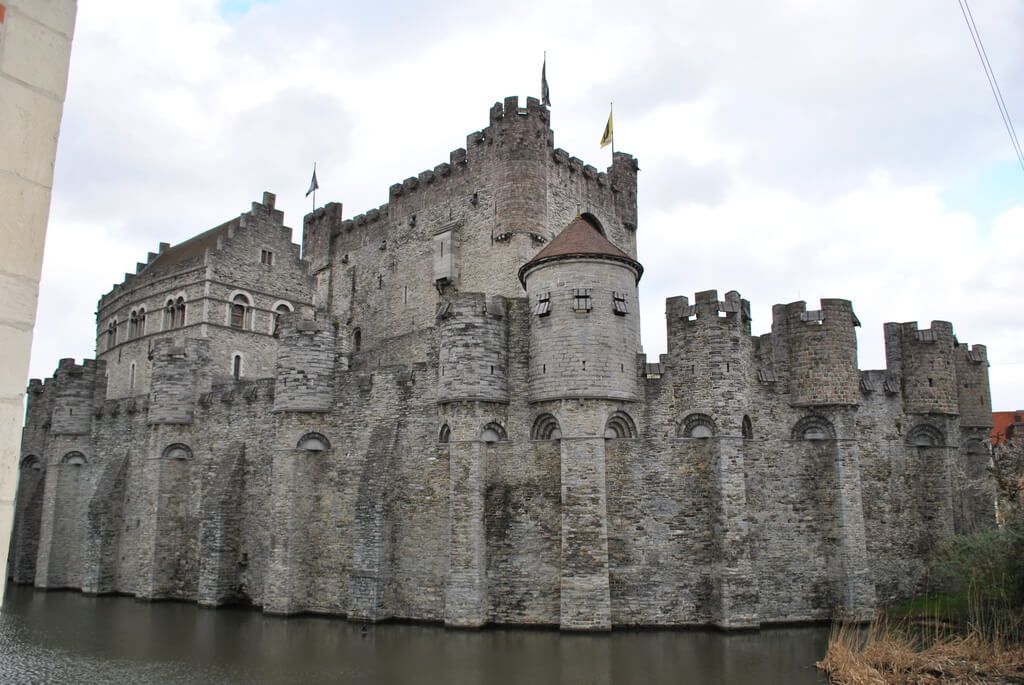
xmin=147 ymin=339 xmax=211 ymax=424
xmin=776 ymin=299 xmax=861 ymax=407
xmin=50 ymin=359 xmax=104 ymax=436
xmin=885 ymin=321 xmax=958 ymax=415
xmin=954 ymin=343 xmax=992 ymax=429
xmin=273 ymin=312 xmax=336 ymax=413
xmin=521 ymin=217 xmax=643 ymax=403
xmin=437 ymin=293 xmax=509 ymax=404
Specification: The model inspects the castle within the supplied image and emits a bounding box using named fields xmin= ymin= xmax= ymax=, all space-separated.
xmin=7 ymin=96 xmax=996 ymax=631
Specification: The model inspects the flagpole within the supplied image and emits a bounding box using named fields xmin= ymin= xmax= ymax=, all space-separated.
xmin=312 ymin=162 xmax=316 ymax=212
xmin=610 ymin=102 xmax=614 ymax=156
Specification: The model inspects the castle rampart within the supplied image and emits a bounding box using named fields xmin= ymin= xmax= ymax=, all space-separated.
xmin=8 ymin=94 xmax=996 ymax=633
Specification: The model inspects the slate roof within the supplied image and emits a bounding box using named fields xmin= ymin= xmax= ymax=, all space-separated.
xmin=518 ymin=217 xmax=643 ymax=286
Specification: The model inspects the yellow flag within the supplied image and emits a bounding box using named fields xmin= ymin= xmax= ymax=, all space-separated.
xmin=600 ymin=109 xmax=614 ymax=149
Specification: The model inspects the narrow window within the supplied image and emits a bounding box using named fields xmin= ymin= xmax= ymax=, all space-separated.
xmin=232 ymin=354 xmax=242 ymax=380
xmin=404 ymin=285 xmax=408 ymax=304
xmin=138 ymin=308 xmax=146 ymax=336
xmin=164 ymin=299 xmax=175 ymax=329
xmin=573 ymin=288 xmax=592 ymax=313
xmin=353 ymin=327 xmax=362 ymax=352
xmin=129 ymin=311 xmax=138 ymax=338
xmin=612 ymin=291 xmax=628 ymax=315
xmin=129 ymin=362 xmax=136 ymax=392
xmin=534 ymin=292 xmax=551 ymax=317
xmin=175 ymin=297 xmax=186 ymax=327
xmin=261 ymin=249 xmax=274 ymax=266
xmin=107 ymin=322 xmax=116 ymax=350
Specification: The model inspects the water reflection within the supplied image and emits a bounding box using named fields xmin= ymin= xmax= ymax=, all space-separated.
xmin=1 ymin=585 xmax=827 ymax=684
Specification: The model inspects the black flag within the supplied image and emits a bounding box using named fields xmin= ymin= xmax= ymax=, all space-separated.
xmin=541 ymin=53 xmax=551 ymax=107
xmin=306 ymin=165 xmax=319 ymax=197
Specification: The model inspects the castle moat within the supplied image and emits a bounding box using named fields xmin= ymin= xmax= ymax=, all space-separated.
xmin=1 ymin=584 xmax=827 ymax=684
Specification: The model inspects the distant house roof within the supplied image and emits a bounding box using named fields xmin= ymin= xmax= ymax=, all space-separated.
xmin=518 ymin=217 xmax=643 ymax=287
xmin=140 ymin=217 xmax=240 ymax=276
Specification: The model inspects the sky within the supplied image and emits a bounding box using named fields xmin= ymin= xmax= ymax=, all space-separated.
xmin=32 ymin=0 xmax=1024 ymax=409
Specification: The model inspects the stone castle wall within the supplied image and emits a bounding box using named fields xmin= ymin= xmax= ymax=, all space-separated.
xmin=7 ymin=97 xmax=996 ymax=631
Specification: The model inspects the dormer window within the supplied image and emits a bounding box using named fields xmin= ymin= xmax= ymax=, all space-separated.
xmin=534 ymin=292 xmax=551 ymax=317
xmin=573 ymin=289 xmax=592 ymax=313
xmin=612 ymin=291 xmax=628 ymax=316
xmin=261 ymin=249 xmax=274 ymax=266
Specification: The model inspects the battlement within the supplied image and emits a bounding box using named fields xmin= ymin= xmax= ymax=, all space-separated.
xmin=668 ymin=289 xmax=750 ymax=324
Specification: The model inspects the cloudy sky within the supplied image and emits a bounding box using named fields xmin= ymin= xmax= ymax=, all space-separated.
xmin=33 ymin=0 xmax=1024 ymax=408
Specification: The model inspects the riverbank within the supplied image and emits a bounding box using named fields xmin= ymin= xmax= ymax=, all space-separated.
xmin=818 ymin=618 xmax=1024 ymax=684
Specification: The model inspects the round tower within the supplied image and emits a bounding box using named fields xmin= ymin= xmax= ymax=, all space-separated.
xmin=666 ymin=289 xmax=752 ymax=435
xmin=436 ymin=292 xmax=509 ymax=404
xmin=782 ymin=299 xmax=860 ymax=407
xmin=519 ymin=217 xmax=642 ymax=403
xmin=955 ymin=343 xmax=992 ymax=429
xmin=884 ymin=321 xmax=958 ymax=415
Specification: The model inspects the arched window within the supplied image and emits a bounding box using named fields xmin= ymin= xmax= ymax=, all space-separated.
xmin=138 ymin=307 xmax=146 ymax=336
xmin=353 ymin=327 xmax=362 ymax=352
xmin=297 ymin=432 xmax=330 ymax=451
xmin=129 ymin=310 xmax=138 ymax=338
xmin=480 ymin=422 xmax=507 ymax=443
xmin=742 ymin=415 xmax=754 ymax=440
xmin=906 ymin=424 xmax=944 ymax=447
xmin=680 ymin=413 xmax=715 ymax=438
xmin=62 ymin=451 xmax=87 ymax=466
xmin=272 ymin=302 xmax=293 ymax=334
xmin=164 ymin=299 xmax=175 ymax=329
xmin=20 ymin=455 xmax=41 ymax=471
xmin=161 ymin=443 xmax=192 ymax=460
xmin=107 ymin=321 xmax=116 ymax=350
xmin=232 ymin=354 xmax=242 ymax=380
xmin=792 ymin=415 xmax=836 ymax=441
xmin=175 ymin=297 xmax=186 ymax=327
xmin=438 ymin=424 xmax=451 ymax=444
xmin=605 ymin=411 xmax=637 ymax=439
xmin=230 ymin=294 xmax=251 ymax=330
xmin=531 ymin=413 xmax=562 ymax=440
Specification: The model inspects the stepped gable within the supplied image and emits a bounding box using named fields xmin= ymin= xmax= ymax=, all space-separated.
xmin=518 ymin=217 xmax=643 ymax=287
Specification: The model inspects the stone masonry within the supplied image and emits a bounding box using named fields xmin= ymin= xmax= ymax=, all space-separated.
xmin=7 ymin=95 xmax=995 ymax=630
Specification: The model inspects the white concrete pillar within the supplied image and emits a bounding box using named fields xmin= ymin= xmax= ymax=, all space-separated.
xmin=0 ymin=0 xmax=77 ymax=604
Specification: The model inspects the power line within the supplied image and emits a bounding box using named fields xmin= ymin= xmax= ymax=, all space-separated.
xmin=957 ymin=0 xmax=1024 ymax=173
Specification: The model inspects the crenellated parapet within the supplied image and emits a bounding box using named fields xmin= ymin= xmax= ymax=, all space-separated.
xmin=884 ymin=321 xmax=958 ymax=416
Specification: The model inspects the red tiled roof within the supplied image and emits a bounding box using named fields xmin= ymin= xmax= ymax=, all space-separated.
xmin=518 ymin=217 xmax=642 ymax=286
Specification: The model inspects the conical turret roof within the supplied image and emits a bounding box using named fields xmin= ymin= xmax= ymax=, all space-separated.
xmin=518 ymin=217 xmax=643 ymax=287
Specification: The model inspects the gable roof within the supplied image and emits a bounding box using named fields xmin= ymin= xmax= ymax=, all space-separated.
xmin=140 ymin=217 xmax=240 ymax=276
xmin=518 ymin=217 xmax=643 ymax=286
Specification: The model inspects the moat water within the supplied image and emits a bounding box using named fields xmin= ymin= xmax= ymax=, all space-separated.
xmin=0 ymin=584 xmax=828 ymax=684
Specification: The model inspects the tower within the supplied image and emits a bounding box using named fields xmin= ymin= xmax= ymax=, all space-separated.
xmin=519 ymin=217 xmax=643 ymax=630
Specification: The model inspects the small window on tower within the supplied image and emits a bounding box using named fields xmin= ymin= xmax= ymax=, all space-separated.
xmin=612 ymin=291 xmax=628 ymax=316
xmin=261 ymin=249 xmax=274 ymax=266
xmin=534 ymin=292 xmax=551 ymax=317
xmin=573 ymin=289 xmax=592 ymax=313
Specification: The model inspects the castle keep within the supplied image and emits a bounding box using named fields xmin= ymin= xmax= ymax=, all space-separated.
xmin=7 ymin=96 xmax=995 ymax=630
